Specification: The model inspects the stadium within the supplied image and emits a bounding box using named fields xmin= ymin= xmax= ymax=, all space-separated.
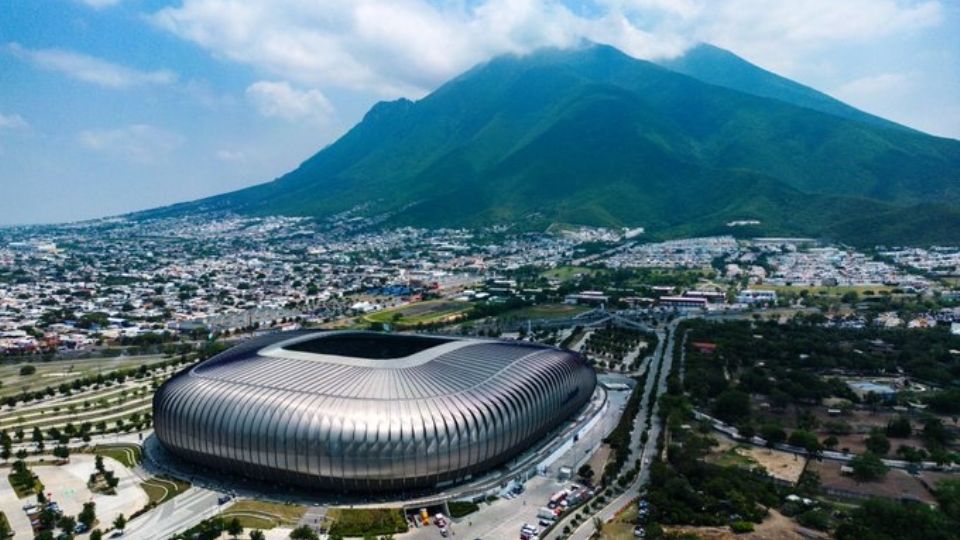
xmin=153 ymin=331 xmax=597 ymax=491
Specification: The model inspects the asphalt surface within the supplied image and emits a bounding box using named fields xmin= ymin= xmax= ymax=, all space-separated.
xmin=548 ymin=318 xmax=680 ymax=540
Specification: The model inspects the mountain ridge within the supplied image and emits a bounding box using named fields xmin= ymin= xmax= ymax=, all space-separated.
xmin=136 ymin=43 xmax=960 ymax=245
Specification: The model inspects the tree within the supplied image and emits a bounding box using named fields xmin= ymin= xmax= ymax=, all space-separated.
xmin=823 ymin=435 xmax=839 ymax=449
xmin=249 ymin=531 xmax=266 ymax=540
xmin=865 ymin=430 xmax=891 ymax=455
xmin=850 ymin=452 xmax=888 ymax=482
xmin=935 ymin=479 xmax=960 ymax=522
xmin=227 ymin=517 xmax=243 ymax=538
xmin=712 ymin=390 xmax=751 ymax=423
xmin=836 ymin=498 xmax=953 ymax=540
xmin=788 ymin=430 xmax=821 ymax=454
xmin=53 ymin=445 xmax=70 ymax=461
xmin=113 ymin=514 xmax=127 ymax=533
xmin=0 ymin=438 xmax=11 ymax=462
xmin=760 ymin=424 xmax=786 ymax=447
xmin=90 ymin=530 xmax=103 ymax=540
xmin=886 ymin=415 xmax=912 ymax=438
xmin=57 ymin=514 xmax=77 ymax=536
xmin=94 ymin=454 xmax=105 ymax=472
xmin=32 ymin=426 xmax=44 ymax=451
xmin=79 ymin=501 xmax=97 ymax=529
xmin=0 ymin=513 xmax=11 ymax=539
xmin=577 ymin=463 xmax=595 ymax=481
xmin=797 ymin=509 xmax=830 ymax=530
xmin=289 ymin=526 xmax=319 ymax=540
xmin=922 ymin=418 xmax=955 ymax=449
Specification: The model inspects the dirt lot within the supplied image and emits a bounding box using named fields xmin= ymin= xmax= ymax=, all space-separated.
xmin=665 ymin=510 xmax=828 ymax=540
xmin=584 ymin=444 xmax=612 ymax=482
xmin=710 ymin=435 xmax=806 ymax=484
xmin=807 ymin=459 xmax=936 ymax=503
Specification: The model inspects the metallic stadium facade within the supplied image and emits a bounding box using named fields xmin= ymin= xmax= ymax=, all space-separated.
xmin=153 ymin=331 xmax=597 ymax=491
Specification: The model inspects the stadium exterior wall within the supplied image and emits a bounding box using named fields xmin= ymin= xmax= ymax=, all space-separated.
xmin=153 ymin=331 xmax=597 ymax=492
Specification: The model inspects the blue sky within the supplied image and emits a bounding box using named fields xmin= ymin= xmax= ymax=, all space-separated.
xmin=1 ymin=0 xmax=958 ymax=225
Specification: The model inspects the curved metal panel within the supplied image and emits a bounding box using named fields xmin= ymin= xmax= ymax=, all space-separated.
xmin=154 ymin=331 xmax=597 ymax=491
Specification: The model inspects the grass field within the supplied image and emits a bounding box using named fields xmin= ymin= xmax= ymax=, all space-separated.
xmin=495 ymin=303 xmax=592 ymax=321
xmin=363 ymin=300 xmax=471 ymax=327
xmin=221 ymin=500 xmax=307 ymax=529
xmin=541 ymin=266 xmax=602 ymax=281
xmin=224 ymin=514 xmax=275 ymax=529
xmin=596 ymin=500 xmax=639 ymax=539
xmin=140 ymin=475 xmax=190 ymax=505
xmin=709 ymin=446 xmax=759 ymax=469
xmin=0 ymin=353 xmax=172 ymax=399
xmin=327 ymin=507 xmax=407 ymax=537
xmin=752 ymin=285 xmax=897 ymax=295
xmin=92 ymin=444 xmax=143 ymax=468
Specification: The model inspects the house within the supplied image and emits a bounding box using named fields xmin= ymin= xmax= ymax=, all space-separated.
xmin=692 ymin=342 xmax=717 ymax=355
xmin=737 ymin=289 xmax=777 ymax=304
xmin=564 ymin=291 xmax=608 ymax=305
xmin=658 ymin=296 xmax=707 ymax=310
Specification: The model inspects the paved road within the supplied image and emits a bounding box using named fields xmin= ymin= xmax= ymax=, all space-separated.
xmin=548 ymin=318 xmax=681 ymax=540
xmin=122 ymin=486 xmax=223 ymax=540
xmin=0 ymin=474 xmax=34 ymax=538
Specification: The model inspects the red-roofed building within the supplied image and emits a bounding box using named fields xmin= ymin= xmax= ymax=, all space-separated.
xmin=692 ymin=342 xmax=717 ymax=355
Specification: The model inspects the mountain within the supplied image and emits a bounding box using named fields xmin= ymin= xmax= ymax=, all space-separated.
xmin=658 ymin=43 xmax=909 ymax=132
xmin=143 ymin=44 xmax=960 ymax=245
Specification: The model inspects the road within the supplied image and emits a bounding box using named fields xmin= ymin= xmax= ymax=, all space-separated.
xmin=547 ymin=317 xmax=681 ymax=540
xmin=122 ymin=487 xmax=223 ymax=540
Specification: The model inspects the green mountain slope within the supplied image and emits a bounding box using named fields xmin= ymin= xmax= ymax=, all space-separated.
xmin=658 ymin=43 xmax=909 ymax=132
xmin=143 ymin=44 xmax=960 ymax=245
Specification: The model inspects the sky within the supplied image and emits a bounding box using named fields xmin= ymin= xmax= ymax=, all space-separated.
xmin=1 ymin=0 xmax=958 ymax=225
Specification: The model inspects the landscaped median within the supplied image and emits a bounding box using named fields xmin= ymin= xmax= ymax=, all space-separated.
xmin=219 ymin=500 xmax=307 ymax=529
xmin=326 ymin=507 xmax=407 ymax=537
xmin=139 ymin=476 xmax=191 ymax=507
xmin=90 ymin=443 xmax=142 ymax=468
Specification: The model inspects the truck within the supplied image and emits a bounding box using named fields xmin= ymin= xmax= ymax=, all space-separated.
xmin=547 ymin=490 xmax=568 ymax=509
xmin=538 ymin=507 xmax=558 ymax=520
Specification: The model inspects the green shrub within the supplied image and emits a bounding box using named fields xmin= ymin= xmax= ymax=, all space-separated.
xmin=730 ymin=521 xmax=754 ymax=533
xmin=329 ymin=508 xmax=407 ymax=537
xmin=448 ymin=501 xmax=479 ymax=518
xmin=797 ymin=509 xmax=830 ymax=530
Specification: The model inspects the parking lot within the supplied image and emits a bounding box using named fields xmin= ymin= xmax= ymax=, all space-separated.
xmin=401 ymin=475 xmax=592 ymax=540
xmin=399 ymin=374 xmax=633 ymax=540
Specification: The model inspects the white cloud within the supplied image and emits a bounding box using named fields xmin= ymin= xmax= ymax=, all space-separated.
xmin=78 ymin=124 xmax=183 ymax=163
xmin=8 ymin=42 xmax=176 ymax=89
xmin=835 ymin=72 xmax=912 ymax=100
xmin=691 ymin=0 xmax=942 ymax=74
xmin=0 ymin=113 xmax=28 ymax=130
xmin=77 ymin=0 xmax=124 ymax=8
xmin=245 ymin=81 xmax=333 ymax=123
xmin=150 ymin=0 xmax=688 ymax=98
xmin=150 ymin=0 xmax=944 ymax=98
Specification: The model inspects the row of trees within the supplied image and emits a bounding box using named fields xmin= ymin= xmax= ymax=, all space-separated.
xmin=4 ymin=352 xmax=196 ymax=409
